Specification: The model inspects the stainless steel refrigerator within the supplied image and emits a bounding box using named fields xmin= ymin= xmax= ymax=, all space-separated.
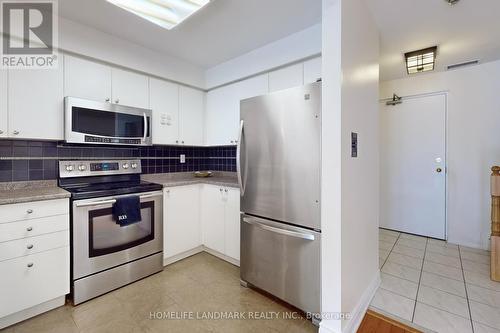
xmin=239 ymin=81 xmax=321 ymax=315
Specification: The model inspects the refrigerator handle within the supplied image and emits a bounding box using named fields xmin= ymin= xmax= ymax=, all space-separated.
xmin=237 ymin=120 xmax=246 ymax=196
xmin=242 ymin=216 xmax=315 ymax=241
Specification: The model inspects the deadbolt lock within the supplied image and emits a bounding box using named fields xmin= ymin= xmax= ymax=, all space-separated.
xmin=436 ymin=168 xmax=442 ymax=173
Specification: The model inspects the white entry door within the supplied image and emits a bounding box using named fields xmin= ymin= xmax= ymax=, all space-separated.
xmin=380 ymin=94 xmax=446 ymax=239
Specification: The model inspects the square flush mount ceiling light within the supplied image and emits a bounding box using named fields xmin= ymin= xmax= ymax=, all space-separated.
xmin=404 ymin=46 xmax=438 ymax=74
xmin=106 ymin=0 xmax=210 ymax=30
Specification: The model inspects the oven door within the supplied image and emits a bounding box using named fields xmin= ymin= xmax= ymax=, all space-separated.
xmin=64 ymin=97 xmax=152 ymax=146
xmin=72 ymin=191 xmax=163 ymax=280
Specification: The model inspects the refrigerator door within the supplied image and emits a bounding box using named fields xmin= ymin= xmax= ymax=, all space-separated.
xmin=240 ymin=82 xmax=321 ymax=230
xmin=240 ymin=214 xmax=321 ymax=314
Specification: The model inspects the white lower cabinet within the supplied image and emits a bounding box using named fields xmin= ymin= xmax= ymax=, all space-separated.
xmin=201 ymin=184 xmax=240 ymax=262
xmin=0 ymin=199 xmax=70 ymax=327
xmin=163 ymin=184 xmax=241 ymax=265
xmin=163 ymin=185 xmax=202 ymax=260
xmin=200 ymin=185 xmax=226 ymax=254
xmin=223 ymin=187 xmax=241 ymax=261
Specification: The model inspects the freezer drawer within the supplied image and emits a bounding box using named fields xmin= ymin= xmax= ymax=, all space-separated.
xmin=240 ymin=214 xmax=320 ymax=314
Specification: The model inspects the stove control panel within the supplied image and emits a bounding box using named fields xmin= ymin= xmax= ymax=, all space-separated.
xmin=59 ymin=160 xmax=142 ymax=178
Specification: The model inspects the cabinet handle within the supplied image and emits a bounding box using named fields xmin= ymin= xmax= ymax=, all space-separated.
xmin=27 ymin=263 xmax=34 ymax=268
xmin=225 ymin=189 xmax=228 ymax=193
xmin=26 ymin=209 xmax=33 ymax=214
xmin=26 ymin=226 xmax=33 ymax=232
xmin=230 ymin=140 xmax=234 ymax=144
xmin=13 ymin=130 xmax=19 ymax=135
xmin=182 ymin=141 xmax=185 ymax=144
xmin=27 ymin=244 xmax=34 ymax=250
xmin=219 ymin=188 xmax=223 ymax=192
xmin=176 ymin=140 xmax=179 ymax=144
xmin=105 ymin=98 xmax=110 ymax=102
xmin=115 ymin=99 xmax=120 ymax=104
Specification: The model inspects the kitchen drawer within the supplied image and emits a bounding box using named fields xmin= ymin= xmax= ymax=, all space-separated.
xmin=0 ymin=214 xmax=69 ymax=243
xmin=0 ymin=246 xmax=69 ymax=318
xmin=0 ymin=230 xmax=69 ymax=262
xmin=0 ymin=199 xmax=69 ymax=224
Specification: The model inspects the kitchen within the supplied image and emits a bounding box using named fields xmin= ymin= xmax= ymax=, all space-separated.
xmin=1 ymin=1 xmax=500 ymax=333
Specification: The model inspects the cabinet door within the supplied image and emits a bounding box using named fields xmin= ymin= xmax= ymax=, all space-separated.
xmin=179 ymin=86 xmax=204 ymax=146
xmin=0 ymin=69 xmax=7 ymax=137
xmin=111 ymin=68 xmax=149 ymax=109
xmin=150 ymin=78 xmax=179 ymax=145
xmin=164 ymin=186 xmax=201 ymax=259
xmin=224 ymin=187 xmax=241 ymax=261
xmin=64 ymin=55 xmax=112 ymax=103
xmin=269 ymin=63 xmax=304 ymax=93
xmin=205 ymin=84 xmax=238 ymax=146
xmin=303 ymin=57 xmax=322 ymax=84
xmin=201 ymin=185 xmax=225 ymax=254
xmin=8 ymin=65 xmax=64 ymax=140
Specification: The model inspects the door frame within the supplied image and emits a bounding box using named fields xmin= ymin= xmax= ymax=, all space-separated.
xmin=379 ymin=90 xmax=449 ymax=240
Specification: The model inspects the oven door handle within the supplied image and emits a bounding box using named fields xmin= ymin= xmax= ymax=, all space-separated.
xmin=75 ymin=194 xmax=157 ymax=208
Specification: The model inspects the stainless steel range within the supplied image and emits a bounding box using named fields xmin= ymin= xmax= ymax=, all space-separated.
xmin=58 ymin=160 xmax=163 ymax=305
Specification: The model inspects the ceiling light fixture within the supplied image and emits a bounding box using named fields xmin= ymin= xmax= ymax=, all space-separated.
xmin=404 ymin=46 xmax=438 ymax=75
xmin=106 ymin=0 xmax=210 ymax=30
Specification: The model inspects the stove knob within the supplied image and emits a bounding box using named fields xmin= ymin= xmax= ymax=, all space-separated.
xmin=131 ymin=163 xmax=138 ymax=169
xmin=65 ymin=165 xmax=74 ymax=172
xmin=78 ymin=164 xmax=87 ymax=171
xmin=122 ymin=163 xmax=130 ymax=169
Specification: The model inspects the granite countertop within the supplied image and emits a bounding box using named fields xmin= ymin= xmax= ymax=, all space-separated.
xmin=0 ymin=180 xmax=71 ymax=205
xmin=142 ymin=172 xmax=239 ymax=189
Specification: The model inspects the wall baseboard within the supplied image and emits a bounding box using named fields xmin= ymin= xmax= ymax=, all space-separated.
xmin=343 ymin=271 xmax=381 ymax=333
xmin=319 ymin=271 xmax=381 ymax=333
xmin=163 ymin=246 xmax=204 ymax=266
xmin=0 ymin=296 xmax=66 ymax=330
xmin=163 ymin=246 xmax=240 ymax=267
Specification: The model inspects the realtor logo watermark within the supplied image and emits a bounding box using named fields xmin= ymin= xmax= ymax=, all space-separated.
xmin=1 ymin=0 xmax=58 ymax=69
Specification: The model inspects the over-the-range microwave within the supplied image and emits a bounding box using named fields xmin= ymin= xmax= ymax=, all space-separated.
xmin=64 ymin=97 xmax=152 ymax=146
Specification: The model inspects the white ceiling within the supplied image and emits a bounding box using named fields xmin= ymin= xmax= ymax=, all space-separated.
xmin=58 ymin=0 xmax=322 ymax=69
xmin=365 ymin=0 xmax=500 ymax=81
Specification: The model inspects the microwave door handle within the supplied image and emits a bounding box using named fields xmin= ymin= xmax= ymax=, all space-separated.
xmin=143 ymin=113 xmax=147 ymax=141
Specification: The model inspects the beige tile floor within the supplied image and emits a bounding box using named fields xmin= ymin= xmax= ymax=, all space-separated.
xmin=372 ymin=228 xmax=500 ymax=333
xmin=1 ymin=252 xmax=317 ymax=333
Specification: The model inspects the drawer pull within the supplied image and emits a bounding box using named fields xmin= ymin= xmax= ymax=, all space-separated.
xmin=26 ymin=227 xmax=33 ymax=232
xmin=27 ymin=244 xmax=34 ymax=250
xmin=27 ymin=263 xmax=34 ymax=268
xmin=26 ymin=209 xmax=33 ymax=214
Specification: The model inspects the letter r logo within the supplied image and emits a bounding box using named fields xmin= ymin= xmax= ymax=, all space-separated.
xmin=2 ymin=1 xmax=53 ymax=55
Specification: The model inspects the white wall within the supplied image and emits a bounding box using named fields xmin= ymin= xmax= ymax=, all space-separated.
xmin=321 ymin=0 xmax=380 ymax=332
xmin=381 ymin=60 xmax=500 ymax=249
xmin=205 ymin=24 xmax=322 ymax=89
xmin=59 ymin=17 xmax=205 ymax=88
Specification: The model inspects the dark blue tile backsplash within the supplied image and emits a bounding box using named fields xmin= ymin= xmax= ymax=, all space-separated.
xmin=0 ymin=140 xmax=237 ymax=182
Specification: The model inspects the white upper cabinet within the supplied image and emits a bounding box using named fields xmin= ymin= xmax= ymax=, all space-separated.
xmin=150 ymin=78 xmax=179 ymax=145
xmin=205 ymin=83 xmax=239 ymax=146
xmin=8 ymin=65 xmax=64 ymax=140
xmin=0 ymin=70 xmax=7 ymax=137
xmin=179 ymin=86 xmax=204 ymax=146
xmin=224 ymin=187 xmax=241 ymax=261
xmin=64 ymin=55 xmax=112 ymax=103
xmin=303 ymin=57 xmax=322 ymax=84
xmin=269 ymin=63 xmax=304 ymax=93
xmin=164 ymin=185 xmax=201 ymax=259
xmin=111 ymin=68 xmax=149 ymax=109
xmin=205 ymin=74 xmax=268 ymax=146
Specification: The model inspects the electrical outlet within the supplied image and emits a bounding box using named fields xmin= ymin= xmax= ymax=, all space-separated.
xmin=180 ymin=154 xmax=186 ymax=163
